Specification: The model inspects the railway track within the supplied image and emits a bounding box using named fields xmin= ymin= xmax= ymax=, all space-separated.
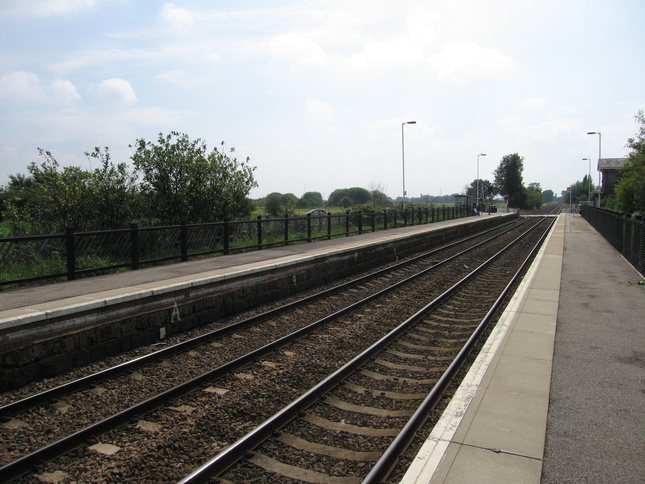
xmin=186 ymin=216 xmax=555 ymax=483
xmin=0 ymin=215 xmax=555 ymax=483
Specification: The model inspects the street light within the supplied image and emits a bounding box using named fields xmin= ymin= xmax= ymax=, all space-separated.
xmin=402 ymin=121 xmax=416 ymax=211
xmin=477 ymin=153 xmax=486 ymax=208
xmin=587 ymin=131 xmax=602 ymax=206
xmin=582 ymin=157 xmax=591 ymax=202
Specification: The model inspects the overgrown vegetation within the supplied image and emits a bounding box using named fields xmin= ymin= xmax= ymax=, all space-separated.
xmin=492 ymin=153 xmax=545 ymax=211
xmin=612 ymin=110 xmax=645 ymax=215
xmin=0 ymin=132 xmax=257 ymax=235
xmin=568 ymin=110 xmax=645 ymax=215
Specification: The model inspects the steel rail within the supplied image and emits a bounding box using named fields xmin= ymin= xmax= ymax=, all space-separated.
xmin=363 ymin=216 xmax=555 ymax=483
xmin=0 ymin=220 xmax=525 ymax=483
xmin=177 ymin=218 xmax=548 ymax=484
xmin=0 ymin=219 xmax=517 ymax=419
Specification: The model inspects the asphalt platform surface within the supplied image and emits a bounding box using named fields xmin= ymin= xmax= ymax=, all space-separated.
xmin=541 ymin=214 xmax=644 ymax=483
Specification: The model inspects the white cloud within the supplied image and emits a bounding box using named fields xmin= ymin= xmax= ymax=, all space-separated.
xmin=521 ymin=97 xmax=547 ymax=110
xmin=344 ymin=37 xmax=424 ymax=70
xmin=97 ymin=78 xmax=137 ymax=106
xmin=429 ymin=41 xmax=515 ymax=84
xmin=50 ymin=79 xmax=82 ymax=104
xmin=0 ymin=71 xmax=46 ymax=102
xmin=159 ymin=2 xmax=195 ymax=29
xmin=306 ymin=99 xmax=333 ymax=121
xmin=263 ymin=6 xmax=514 ymax=86
xmin=0 ymin=0 xmax=96 ymax=17
xmin=406 ymin=10 xmax=440 ymax=45
xmin=156 ymin=70 xmax=207 ymax=89
xmin=0 ymin=71 xmax=80 ymax=105
xmin=268 ymin=33 xmax=329 ymax=68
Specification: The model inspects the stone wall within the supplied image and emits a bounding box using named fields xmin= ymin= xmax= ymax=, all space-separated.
xmin=0 ymin=214 xmax=515 ymax=391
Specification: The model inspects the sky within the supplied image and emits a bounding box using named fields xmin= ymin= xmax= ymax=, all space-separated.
xmin=1 ymin=0 xmax=643 ymax=201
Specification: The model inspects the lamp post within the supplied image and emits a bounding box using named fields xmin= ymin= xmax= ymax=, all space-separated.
xmin=476 ymin=153 xmax=486 ymax=209
xmin=582 ymin=157 xmax=591 ymax=202
xmin=401 ymin=121 xmax=416 ymax=211
xmin=587 ymin=131 xmax=601 ymax=206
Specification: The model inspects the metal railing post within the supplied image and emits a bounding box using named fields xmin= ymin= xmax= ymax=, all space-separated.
xmin=283 ymin=214 xmax=289 ymax=246
xmin=307 ymin=213 xmax=312 ymax=242
xmin=180 ymin=221 xmax=188 ymax=262
xmin=257 ymin=216 xmax=263 ymax=250
xmin=130 ymin=223 xmax=139 ymax=270
xmin=223 ymin=218 xmax=230 ymax=254
xmin=65 ymin=227 xmax=76 ymax=281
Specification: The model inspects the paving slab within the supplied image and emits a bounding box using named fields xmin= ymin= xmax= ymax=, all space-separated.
xmin=400 ymin=215 xmax=562 ymax=484
xmin=403 ymin=213 xmax=645 ymax=483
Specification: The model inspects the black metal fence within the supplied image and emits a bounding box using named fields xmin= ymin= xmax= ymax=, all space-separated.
xmin=581 ymin=206 xmax=645 ymax=276
xmin=1 ymin=206 xmax=472 ymax=289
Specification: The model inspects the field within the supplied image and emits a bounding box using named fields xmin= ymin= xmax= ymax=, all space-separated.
xmin=252 ymin=203 xmax=460 ymax=217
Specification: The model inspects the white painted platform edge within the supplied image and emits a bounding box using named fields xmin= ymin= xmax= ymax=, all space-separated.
xmin=1 ymin=216 xmax=505 ymax=327
xmin=399 ymin=216 xmax=559 ymax=483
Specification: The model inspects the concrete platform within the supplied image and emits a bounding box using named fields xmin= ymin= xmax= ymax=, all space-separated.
xmin=0 ymin=213 xmax=511 ymax=320
xmin=2 ymin=212 xmax=642 ymax=483
xmin=401 ymin=213 xmax=645 ymax=483
xmin=0 ymin=213 xmax=515 ymax=390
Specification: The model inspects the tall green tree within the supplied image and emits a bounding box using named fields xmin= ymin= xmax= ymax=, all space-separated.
xmin=613 ymin=110 xmax=645 ymax=214
xmin=562 ymin=177 xmax=590 ymax=204
xmin=526 ymin=188 xmax=542 ymax=210
xmin=265 ymin=192 xmax=284 ymax=216
xmin=367 ymin=181 xmax=390 ymax=210
xmin=494 ymin=153 xmax=525 ymax=209
xmin=328 ymin=187 xmax=370 ymax=207
xmin=297 ymin=191 xmax=324 ymax=208
xmin=4 ymin=149 xmax=94 ymax=234
xmin=264 ymin=192 xmax=298 ymax=216
xmin=465 ymin=179 xmax=494 ymax=202
xmin=0 ymin=173 xmax=35 ymax=224
xmin=85 ymin=147 xmax=139 ymax=229
xmin=525 ymin=182 xmax=542 ymax=210
xmin=369 ymin=190 xmax=390 ymax=209
xmin=527 ymin=182 xmax=541 ymax=192
xmin=131 ymin=132 xmax=256 ymax=224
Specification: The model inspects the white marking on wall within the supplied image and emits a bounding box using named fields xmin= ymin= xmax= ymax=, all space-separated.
xmin=171 ymin=302 xmax=181 ymax=322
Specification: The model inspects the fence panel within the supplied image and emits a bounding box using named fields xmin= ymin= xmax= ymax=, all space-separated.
xmin=581 ymin=206 xmax=645 ymax=276
xmin=1 ymin=206 xmax=476 ymax=289
xmin=187 ymin=222 xmax=226 ymax=255
xmin=74 ymin=228 xmax=132 ymax=275
xmin=0 ymin=234 xmax=67 ymax=286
